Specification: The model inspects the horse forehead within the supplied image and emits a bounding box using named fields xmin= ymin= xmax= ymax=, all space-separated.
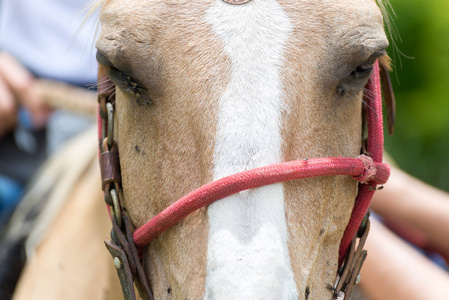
xmin=99 ymin=0 xmax=386 ymax=87
xmin=100 ymin=0 xmax=384 ymax=33
xmin=98 ymin=0 xmax=386 ymax=85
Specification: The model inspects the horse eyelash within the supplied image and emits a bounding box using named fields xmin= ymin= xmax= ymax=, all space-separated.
xmin=107 ymin=68 xmax=151 ymax=105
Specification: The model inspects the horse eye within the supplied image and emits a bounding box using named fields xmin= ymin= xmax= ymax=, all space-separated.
xmin=108 ymin=67 xmax=149 ymax=104
xmin=96 ymin=51 xmax=149 ymax=103
xmin=351 ymin=64 xmax=374 ymax=79
xmin=351 ymin=51 xmax=386 ymax=79
xmin=109 ymin=67 xmax=138 ymax=92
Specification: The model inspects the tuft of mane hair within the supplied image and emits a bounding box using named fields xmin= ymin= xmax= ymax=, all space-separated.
xmin=85 ymin=0 xmax=105 ymax=20
xmin=379 ymin=54 xmax=392 ymax=71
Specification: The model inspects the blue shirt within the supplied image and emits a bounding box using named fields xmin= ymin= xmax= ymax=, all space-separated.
xmin=0 ymin=0 xmax=98 ymax=85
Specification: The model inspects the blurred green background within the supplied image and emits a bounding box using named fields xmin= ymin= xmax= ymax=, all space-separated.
xmin=384 ymin=0 xmax=449 ymax=191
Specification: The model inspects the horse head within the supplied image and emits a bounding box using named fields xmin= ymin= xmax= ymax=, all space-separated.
xmin=95 ymin=0 xmax=389 ymax=299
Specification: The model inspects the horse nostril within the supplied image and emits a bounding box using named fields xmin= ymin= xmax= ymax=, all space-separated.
xmin=305 ymin=286 xmax=310 ymax=300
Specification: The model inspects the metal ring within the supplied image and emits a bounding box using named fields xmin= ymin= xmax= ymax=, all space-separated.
xmin=101 ymin=119 xmax=107 ymax=151
xmin=110 ymin=188 xmax=122 ymax=228
xmin=104 ymin=190 xmax=113 ymax=206
xmin=106 ymin=102 xmax=114 ymax=149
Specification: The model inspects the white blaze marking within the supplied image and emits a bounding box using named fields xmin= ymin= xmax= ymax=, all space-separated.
xmin=205 ymin=1 xmax=298 ymax=299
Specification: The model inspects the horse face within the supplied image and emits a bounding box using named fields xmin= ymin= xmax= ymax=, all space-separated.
xmin=96 ymin=0 xmax=388 ymax=299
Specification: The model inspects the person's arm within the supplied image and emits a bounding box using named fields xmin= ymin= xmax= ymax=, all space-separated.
xmin=371 ymin=165 xmax=449 ymax=257
xmin=0 ymin=52 xmax=48 ymax=137
xmin=360 ymin=218 xmax=449 ymax=300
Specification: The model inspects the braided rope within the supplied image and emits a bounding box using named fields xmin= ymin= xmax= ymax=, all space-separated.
xmin=133 ymin=155 xmax=389 ymax=248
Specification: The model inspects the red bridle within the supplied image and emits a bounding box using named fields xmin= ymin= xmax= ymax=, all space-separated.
xmin=98 ymin=60 xmax=390 ymax=299
xmin=130 ymin=61 xmax=388 ymax=260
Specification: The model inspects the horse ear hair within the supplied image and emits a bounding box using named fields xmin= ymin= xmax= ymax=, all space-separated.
xmin=379 ymin=56 xmax=396 ymax=136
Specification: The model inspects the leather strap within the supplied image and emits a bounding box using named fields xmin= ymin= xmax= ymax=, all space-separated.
xmin=105 ymin=213 xmax=154 ymax=300
xmin=100 ymin=143 xmax=121 ymax=191
xmin=332 ymin=214 xmax=371 ymax=299
xmin=105 ymin=240 xmax=137 ymax=300
xmin=380 ymin=64 xmax=396 ymax=135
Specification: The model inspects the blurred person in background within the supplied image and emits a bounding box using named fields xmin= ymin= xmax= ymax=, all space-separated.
xmin=0 ymin=1 xmax=98 ymax=299
xmin=359 ymin=164 xmax=449 ymax=300
xmin=0 ymin=0 xmax=98 ymax=223
xmin=358 ymin=0 xmax=449 ymax=297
